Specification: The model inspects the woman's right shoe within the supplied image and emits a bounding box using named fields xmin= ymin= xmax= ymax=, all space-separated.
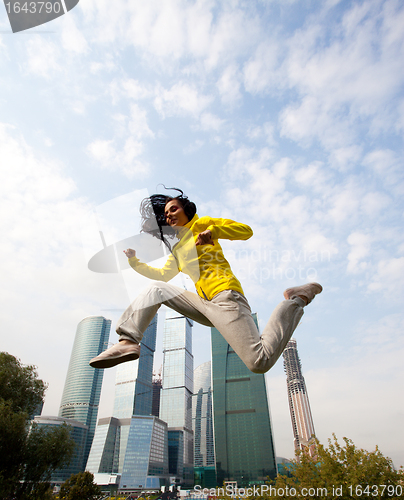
xmin=89 ymin=342 xmax=141 ymax=369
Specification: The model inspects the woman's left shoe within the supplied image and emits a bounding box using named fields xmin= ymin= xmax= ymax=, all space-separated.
xmin=283 ymin=282 xmax=323 ymax=305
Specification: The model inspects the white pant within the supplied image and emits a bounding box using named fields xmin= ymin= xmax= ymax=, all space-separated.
xmin=116 ymin=282 xmax=304 ymax=374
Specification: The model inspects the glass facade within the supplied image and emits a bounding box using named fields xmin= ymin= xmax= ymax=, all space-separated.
xmin=211 ymin=313 xmax=277 ymax=486
xmin=86 ymin=416 xmax=129 ymax=474
xmin=192 ymin=361 xmax=216 ymax=488
xmin=113 ymin=315 xmax=157 ymax=419
xmin=59 ymin=316 xmax=111 ymax=468
xmin=86 ymin=316 xmax=158 ymax=483
xmin=33 ymin=416 xmax=88 ymax=483
xmin=120 ymin=416 xmax=169 ymax=490
xmin=152 ymin=377 xmax=162 ymax=417
xmin=160 ymin=310 xmax=194 ymax=486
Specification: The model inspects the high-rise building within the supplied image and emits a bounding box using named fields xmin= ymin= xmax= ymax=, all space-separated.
xmin=152 ymin=376 xmax=162 ymax=418
xmin=211 ymin=313 xmax=277 ymax=486
xmin=33 ymin=416 xmax=88 ymax=484
xmin=113 ymin=315 xmax=157 ymax=419
xmin=120 ymin=415 xmax=169 ymax=490
xmin=283 ymin=338 xmax=316 ymax=457
xmin=192 ymin=361 xmax=215 ymax=488
xmin=86 ymin=316 xmax=170 ymax=491
xmin=159 ymin=310 xmax=194 ymax=486
xmin=87 ymin=415 xmax=169 ymax=491
xmin=59 ymin=316 xmax=111 ymax=468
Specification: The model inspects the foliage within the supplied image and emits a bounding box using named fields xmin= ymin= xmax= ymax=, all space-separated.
xmin=251 ymin=434 xmax=404 ymax=500
xmin=59 ymin=471 xmax=102 ymax=500
xmin=0 ymin=352 xmax=47 ymax=416
xmin=0 ymin=352 xmax=75 ymax=500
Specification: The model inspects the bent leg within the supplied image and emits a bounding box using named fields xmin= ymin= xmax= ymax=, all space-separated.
xmin=116 ymin=281 xmax=214 ymax=342
xmin=207 ymin=290 xmax=304 ymax=374
xmin=256 ymin=296 xmax=305 ymax=372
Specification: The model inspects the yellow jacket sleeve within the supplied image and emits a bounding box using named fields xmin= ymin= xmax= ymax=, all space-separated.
xmin=200 ymin=217 xmax=253 ymax=241
xmin=128 ymin=253 xmax=179 ymax=282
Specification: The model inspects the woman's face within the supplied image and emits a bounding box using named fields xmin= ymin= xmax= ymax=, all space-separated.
xmin=164 ymin=199 xmax=189 ymax=227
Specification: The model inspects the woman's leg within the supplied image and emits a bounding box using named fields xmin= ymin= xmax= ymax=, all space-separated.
xmin=204 ymin=290 xmax=305 ymax=374
xmin=90 ymin=282 xmax=213 ymax=368
xmin=116 ymin=281 xmax=214 ymax=342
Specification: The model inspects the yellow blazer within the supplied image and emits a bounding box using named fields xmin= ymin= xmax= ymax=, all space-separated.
xmin=128 ymin=214 xmax=253 ymax=300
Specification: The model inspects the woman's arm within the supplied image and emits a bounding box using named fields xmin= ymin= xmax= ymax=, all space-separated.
xmin=197 ymin=217 xmax=253 ymax=242
xmin=124 ymin=249 xmax=179 ymax=282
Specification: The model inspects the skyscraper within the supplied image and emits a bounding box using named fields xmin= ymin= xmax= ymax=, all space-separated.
xmin=211 ymin=313 xmax=277 ymax=486
xmin=33 ymin=416 xmax=88 ymax=483
xmin=86 ymin=315 xmax=170 ymax=491
xmin=59 ymin=315 xmax=111 ymax=468
xmin=152 ymin=375 xmax=162 ymax=418
xmin=113 ymin=315 xmax=157 ymax=419
xmin=192 ymin=361 xmax=215 ymax=488
xmin=159 ymin=310 xmax=194 ymax=486
xmin=283 ymin=338 xmax=316 ymax=457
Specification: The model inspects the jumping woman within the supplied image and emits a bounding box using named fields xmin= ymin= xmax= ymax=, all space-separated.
xmin=90 ymin=189 xmax=322 ymax=373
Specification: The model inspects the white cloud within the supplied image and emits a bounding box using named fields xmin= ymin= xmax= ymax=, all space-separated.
xmin=368 ymin=257 xmax=404 ymax=296
xmin=87 ymin=137 xmax=150 ymax=178
xmin=243 ymin=40 xmax=281 ymax=94
xmin=328 ymin=146 xmax=363 ymax=172
xmin=128 ymin=104 xmax=155 ymax=139
xmin=217 ymin=64 xmax=242 ymax=105
xmin=278 ymin=1 xmax=404 ymax=149
xmin=362 ymin=148 xmax=403 ymax=187
xmin=198 ymin=112 xmax=224 ymax=131
xmin=347 ymin=231 xmax=371 ymax=274
xmin=294 ymin=161 xmax=331 ymax=193
xmin=154 ymin=82 xmax=212 ymax=118
xmin=61 ymin=16 xmax=89 ymax=54
xmin=183 ymin=139 xmax=204 ymax=154
xmin=86 ymin=103 xmax=154 ymax=178
xmin=24 ymin=38 xmax=61 ymax=78
xmin=327 ymin=182 xmax=362 ymax=225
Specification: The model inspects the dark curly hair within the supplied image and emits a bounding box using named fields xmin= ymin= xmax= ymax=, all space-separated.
xmin=139 ymin=187 xmax=197 ymax=246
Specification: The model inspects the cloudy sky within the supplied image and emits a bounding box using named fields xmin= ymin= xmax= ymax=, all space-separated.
xmin=1 ymin=0 xmax=403 ymax=467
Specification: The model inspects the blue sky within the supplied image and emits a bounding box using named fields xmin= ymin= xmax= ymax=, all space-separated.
xmin=1 ymin=0 xmax=403 ymax=467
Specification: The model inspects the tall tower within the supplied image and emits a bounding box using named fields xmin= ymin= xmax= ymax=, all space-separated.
xmin=59 ymin=316 xmax=111 ymax=468
xmin=283 ymin=338 xmax=316 ymax=456
xmin=113 ymin=315 xmax=157 ymax=418
xmin=159 ymin=310 xmax=194 ymax=486
xmin=86 ymin=315 xmax=158 ymax=476
xmin=192 ymin=361 xmax=215 ymax=488
xmin=211 ymin=313 xmax=277 ymax=486
xmin=152 ymin=374 xmax=162 ymax=418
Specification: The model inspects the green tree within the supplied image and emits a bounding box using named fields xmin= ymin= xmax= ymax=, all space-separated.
xmin=59 ymin=471 xmax=102 ymax=500
xmin=0 ymin=352 xmax=75 ymax=500
xmin=251 ymin=435 xmax=403 ymax=500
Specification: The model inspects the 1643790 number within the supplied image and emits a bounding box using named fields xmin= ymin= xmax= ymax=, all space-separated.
xmin=348 ymin=485 xmax=403 ymax=497
xmin=5 ymin=2 xmax=62 ymax=14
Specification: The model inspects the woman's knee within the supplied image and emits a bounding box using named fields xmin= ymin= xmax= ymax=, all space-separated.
xmin=246 ymin=357 xmax=275 ymax=374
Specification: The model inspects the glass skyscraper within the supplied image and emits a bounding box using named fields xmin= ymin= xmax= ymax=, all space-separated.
xmin=59 ymin=315 xmax=111 ymax=468
xmin=192 ymin=361 xmax=216 ymax=488
xmin=159 ymin=310 xmax=194 ymax=486
xmin=283 ymin=338 xmax=316 ymax=457
xmin=86 ymin=315 xmax=170 ymax=490
xmin=87 ymin=415 xmax=169 ymax=490
xmin=33 ymin=416 xmax=88 ymax=484
xmin=113 ymin=314 xmax=157 ymax=418
xmin=211 ymin=313 xmax=277 ymax=486
xmin=120 ymin=416 xmax=169 ymax=490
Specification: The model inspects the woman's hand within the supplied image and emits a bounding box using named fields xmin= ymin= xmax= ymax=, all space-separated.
xmin=196 ymin=230 xmax=214 ymax=246
xmin=124 ymin=248 xmax=136 ymax=258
